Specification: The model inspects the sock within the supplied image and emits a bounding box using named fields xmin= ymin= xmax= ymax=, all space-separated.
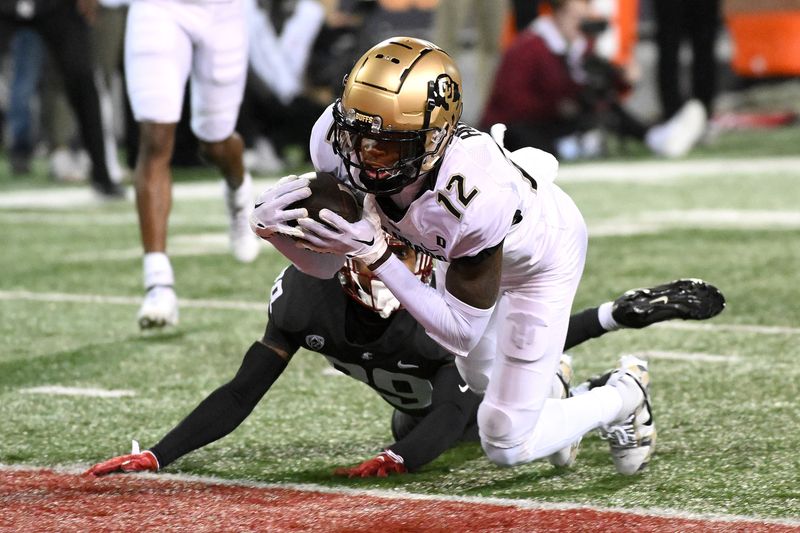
xmin=143 ymin=252 xmax=174 ymax=289
xmin=608 ymin=375 xmax=644 ymax=423
xmin=225 ymin=172 xmax=253 ymax=210
xmin=563 ymin=306 xmax=609 ymax=351
xmin=598 ymin=301 xmax=621 ymax=331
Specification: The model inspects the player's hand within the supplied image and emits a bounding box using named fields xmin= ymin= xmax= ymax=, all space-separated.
xmin=333 ymin=450 xmax=407 ymax=478
xmin=296 ymin=194 xmax=388 ymax=266
xmin=84 ymin=441 xmax=159 ymax=477
xmin=250 ymin=174 xmax=312 ymax=239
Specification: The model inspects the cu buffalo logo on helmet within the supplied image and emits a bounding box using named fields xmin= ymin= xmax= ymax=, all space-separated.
xmin=429 ymin=74 xmax=461 ymax=112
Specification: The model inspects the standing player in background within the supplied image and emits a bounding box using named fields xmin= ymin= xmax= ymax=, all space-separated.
xmin=0 ymin=0 xmax=125 ymax=198
xmin=85 ymin=229 xmax=725 ymax=478
xmin=253 ymin=36 xmax=675 ymax=476
xmin=126 ymin=0 xmax=260 ymax=329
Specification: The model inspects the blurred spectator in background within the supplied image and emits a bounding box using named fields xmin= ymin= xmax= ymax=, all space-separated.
xmin=481 ymin=0 xmax=706 ymax=160
xmin=239 ymin=0 xmax=326 ymax=175
xmin=90 ymin=0 xmax=129 ymax=182
xmin=653 ymin=0 xmax=720 ymax=121
xmin=510 ymin=0 xmax=541 ymax=31
xmin=0 ymin=0 xmax=124 ymax=197
xmin=126 ymin=0 xmax=259 ymax=329
xmin=5 ymin=29 xmax=43 ymax=175
xmin=434 ymin=0 xmax=506 ymax=124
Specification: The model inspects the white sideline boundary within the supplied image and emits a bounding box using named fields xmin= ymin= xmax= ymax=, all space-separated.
xmin=2 ymin=289 xmax=799 ymax=337
xmin=1 ymin=464 xmax=797 ymax=528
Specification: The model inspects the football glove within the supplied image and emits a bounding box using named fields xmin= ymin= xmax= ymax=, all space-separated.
xmin=84 ymin=440 xmax=159 ymax=477
xmin=333 ymin=450 xmax=407 ymax=478
xmin=296 ymin=194 xmax=388 ymax=267
xmin=250 ymin=173 xmax=312 ymax=240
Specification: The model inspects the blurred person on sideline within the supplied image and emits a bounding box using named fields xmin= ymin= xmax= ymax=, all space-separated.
xmin=481 ymin=0 xmax=707 ymax=160
xmin=126 ymin=0 xmax=260 ymax=330
xmin=653 ymin=0 xmax=720 ymax=121
xmin=0 ymin=0 xmax=123 ymax=196
xmin=4 ymin=28 xmax=44 ymax=175
xmin=433 ymin=0 xmax=506 ymax=124
xmin=86 ymin=230 xmax=724 ymax=477
xmin=238 ymin=0 xmax=327 ymax=175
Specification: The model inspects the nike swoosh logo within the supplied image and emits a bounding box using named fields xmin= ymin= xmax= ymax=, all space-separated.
xmin=459 ymin=384 xmax=469 ymax=393
xmin=650 ymin=296 xmax=669 ymax=305
xmin=397 ymin=361 xmax=419 ymax=369
xmin=254 ymin=202 xmax=264 ymax=209
xmin=353 ymin=237 xmax=375 ymax=246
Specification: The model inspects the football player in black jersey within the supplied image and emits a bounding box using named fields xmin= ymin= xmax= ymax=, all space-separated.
xmin=85 ymin=236 xmax=724 ymax=477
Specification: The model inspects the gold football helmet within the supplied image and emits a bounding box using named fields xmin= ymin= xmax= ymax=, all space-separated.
xmin=332 ymin=36 xmax=463 ymax=195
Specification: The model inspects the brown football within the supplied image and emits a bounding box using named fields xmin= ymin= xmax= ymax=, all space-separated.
xmin=287 ymin=171 xmax=361 ymax=227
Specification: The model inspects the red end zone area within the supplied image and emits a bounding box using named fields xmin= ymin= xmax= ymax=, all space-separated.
xmin=1 ymin=469 xmax=797 ymax=532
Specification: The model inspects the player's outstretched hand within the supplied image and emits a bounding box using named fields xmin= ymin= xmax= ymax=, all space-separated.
xmin=333 ymin=450 xmax=407 ymax=478
xmin=250 ymin=173 xmax=312 ymax=240
xmin=84 ymin=442 xmax=159 ymax=477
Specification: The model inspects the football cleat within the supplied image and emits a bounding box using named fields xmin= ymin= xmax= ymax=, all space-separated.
xmin=645 ymin=99 xmax=706 ymax=158
xmin=600 ymin=355 xmax=655 ymax=475
xmin=547 ymin=354 xmax=581 ymax=468
xmin=137 ymin=285 xmax=179 ymax=329
xmin=225 ymin=175 xmax=260 ymax=263
xmin=612 ymin=278 xmax=725 ymax=329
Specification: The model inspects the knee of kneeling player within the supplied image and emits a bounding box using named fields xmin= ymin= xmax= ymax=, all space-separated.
xmin=477 ymin=401 xmax=543 ymax=466
xmin=455 ymin=357 xmax=490 ymax=395
xmin=481 ymin=440 xmax=528 ymax=467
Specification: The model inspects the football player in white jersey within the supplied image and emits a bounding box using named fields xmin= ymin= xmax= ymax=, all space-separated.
xmin=251 ymin=37 xmax=664 ymax=475
xmin=126 ymin=0 xmax=260 ymax=329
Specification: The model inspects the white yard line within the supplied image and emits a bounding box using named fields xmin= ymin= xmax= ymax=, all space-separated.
xmin=555 ymin=156 xmax=800 ymax=183
xmin=2 ymin=156 xmax=800 ymax=209
xmin=630 ymin=350 xmax=740 ymax=363
xmin=1 ymin=289 xmax=798 ymax=336
xmin=1 ymin=464 xmax=797 ymax=527
xmin=0 ymin=289 xmax=264 ymax=311
xmin=19 ymin=386 xmax=135 ymax=398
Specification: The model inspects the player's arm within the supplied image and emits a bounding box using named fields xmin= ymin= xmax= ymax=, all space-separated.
xmin=368 ymin=245 xmax=502 ymax=356
xmin=387 ymin=365 xmax=481 ymax=471
xmin=335 ymin=365 xmax=481 ymax=477
xmin=297 ymin=197 xmax=502 ymax=356
xmin=86 ymin=332 xmax=296 ymax=476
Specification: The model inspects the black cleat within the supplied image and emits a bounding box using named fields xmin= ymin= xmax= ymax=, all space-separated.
xmin=92 ymin=181 xmax=127 ymax=200
xmin=612 ymin=278 xmax=726 ymax=329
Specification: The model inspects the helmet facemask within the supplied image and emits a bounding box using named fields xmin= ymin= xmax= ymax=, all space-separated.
xmin=338 ymin=236 xmax=434 ymax=318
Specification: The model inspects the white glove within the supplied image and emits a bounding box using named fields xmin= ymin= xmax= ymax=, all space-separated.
xmin=296 ymin=194 xmax=389 ymax=267
xmin=249 ymin=174 xmax=312 ymax=239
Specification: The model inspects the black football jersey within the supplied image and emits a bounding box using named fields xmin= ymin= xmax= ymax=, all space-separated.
xmin=265 ymin=265 xmax=456 ymax=417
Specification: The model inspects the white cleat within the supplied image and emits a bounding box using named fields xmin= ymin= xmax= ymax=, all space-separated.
xmin=645 ymin=99 xmax=707 ymax=158
xmin=600 ymin=355 xmax=656 ymax=475
xmin=547 ymin=354 xmax=581 ymax=468
xmin=225 ymin=175 xmax=260 ymax=263
xmin=137 ymin=286 xmax=179 ymax=329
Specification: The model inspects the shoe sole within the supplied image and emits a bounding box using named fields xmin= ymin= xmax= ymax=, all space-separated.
xmin=614 ymin=278 xmax=725 ymax=328
xmin=138 ymin=315 xmax=178 ymax=329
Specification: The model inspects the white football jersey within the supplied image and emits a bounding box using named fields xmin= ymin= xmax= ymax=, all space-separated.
xmin=309 ymin=105 xmax=572 ymax=289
